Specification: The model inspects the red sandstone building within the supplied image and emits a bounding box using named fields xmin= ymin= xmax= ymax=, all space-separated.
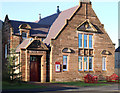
xmin=2 ymin=1 xmax=115 ymax=82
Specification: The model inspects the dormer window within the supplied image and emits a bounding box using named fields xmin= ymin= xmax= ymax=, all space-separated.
xmin=22 ymin=32 xmax=27 ymax=39
xmin=19 ymin=23 xmax=31 ymax=39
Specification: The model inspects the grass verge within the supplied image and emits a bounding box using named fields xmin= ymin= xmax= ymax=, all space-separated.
xmin=2 ymin=81 xmax=47 ymax=90
xmin=54 ymin=81 xmax=111 ymax=87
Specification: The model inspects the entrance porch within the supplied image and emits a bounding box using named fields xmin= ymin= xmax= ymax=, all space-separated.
xmin=16 ymin=39 xmax=49 ymax=82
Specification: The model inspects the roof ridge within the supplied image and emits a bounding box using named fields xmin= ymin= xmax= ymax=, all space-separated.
xmin=10 ymin=20 xmax=39 ymax=24
xmin=40 ymin=5 xmax=78 ymax=20
xmin=62 ymin=5 xmax=79 ymax=13
xmin=10 ymin=19 xmax=50 ymax=27
xmin=40 ymin=12 xmax=60 ymax=20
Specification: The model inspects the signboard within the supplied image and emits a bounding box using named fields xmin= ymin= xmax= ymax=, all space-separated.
xmin=55 ymin=62 xmax=60 ymax=72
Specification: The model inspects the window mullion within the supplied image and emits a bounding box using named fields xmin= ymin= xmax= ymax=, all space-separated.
xmin=88 ymin=57 xmax=89 ymax=71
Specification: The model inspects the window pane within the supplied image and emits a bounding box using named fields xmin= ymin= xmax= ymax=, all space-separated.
xmin=102 ymin=57 xmax=106 ymax=70
xmin=5 ymin=44 xmax=7 ymax=58
xmin=63 ymin=55 xmax=67 ymax=71
xmin=15 ymin=58 xmax=17 ymax=69
xmin=22 ymin=32 xmax=27 ymax=38
xmin=63 ymin=56 xmax=67 ymax=65
xmin=84 ymin=34 xmax=87 ymax=48
xmin=84 ymin=57 xmax=88 ymax=70
xmin=89 ymin=57 xmax=93 ymax=70
xmin=79 ymin=34 xmax=82 ymax=48
xmin=78 ymin=56 xmax=82 ymax=70
xmin=33 ymin=57 xmax=36 ymax=61
xmin=30 ymin=56 xmax=33 ymax=61
xmin=30 ymin=56 xmax=37 ymax=61
xmin=89 ymin=35 xmax=92 ymax=48
xmin=104 ymin=57 xmax=106 ymax=70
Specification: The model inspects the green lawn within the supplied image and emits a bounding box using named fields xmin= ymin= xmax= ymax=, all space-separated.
xmin=54 ymin=81 xmax=111 ymax=87
xmin=2 ymin=81 xmax=47 ymax=90
xmin=3 ymin=80 xmax=114 ymax=90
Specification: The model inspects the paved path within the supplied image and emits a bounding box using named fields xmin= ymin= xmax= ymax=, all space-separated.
xmin=2 ymin=82 xmax=120 ymax=93
xmin=61 ymin=83 xmax=120 ymax=93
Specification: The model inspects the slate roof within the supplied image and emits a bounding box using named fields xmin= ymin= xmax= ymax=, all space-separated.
xmin=10 ymin=20 xmax=49 ymax=37
xmin=16 ymin=38 xmax=48 ymax=52
xmin=16 ymin=38 xmax=33 ymax=52
xmin=44 ymin=5 xmax=79 ymax=45
xmin=0 ymin=20 xmax=3 ymax=23
xmin=9 ymin=12 xmax=60 ymax=37
xmin=115 ymin=46 xmax=120 ymax=52
xmin=37 ymin=13 xmax=60 ymax=27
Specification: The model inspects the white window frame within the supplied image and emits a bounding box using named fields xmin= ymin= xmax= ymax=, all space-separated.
xmin=89 ymin=57 xmax=93 ymax=71
xmin=63 ymin=55 xmax=68 ymax=71
xmin=15 ymin=58 xmax=17 ymax=69
xmin=5 ymin=44 xmax=7 ymax=58
xmin=102 ymin=56 xmax=106 ymax=71
xmin=78 ymin=56 xmax=83 ymax=71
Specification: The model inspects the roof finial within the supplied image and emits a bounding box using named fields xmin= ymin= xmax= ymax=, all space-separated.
xmin=5 ymin=14 xmax=9 ymax=21
xmin=39 ymin=14 xmax=41 ymax=20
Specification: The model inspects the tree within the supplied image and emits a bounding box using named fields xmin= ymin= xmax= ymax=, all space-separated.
xmin=7 ymin=48 xmax=22 ymax=82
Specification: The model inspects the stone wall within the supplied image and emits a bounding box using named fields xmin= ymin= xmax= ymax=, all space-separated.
xmin=10 ymin=35 xmax=22 ymax=49
xmin=115 ymin=68 xmax=120 ymax=77
xmin=2 ymin=18 xmax=11 ymax=79
xmin=20 ymin=49 xmax=26 ymax=81
xmin=50 ymin=2 xmax=115 ymax=82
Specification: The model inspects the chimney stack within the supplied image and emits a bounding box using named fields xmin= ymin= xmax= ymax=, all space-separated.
xmin=79 ymin=0 xmax=90 ymax=3
xmin=39 ymin=14 xmax=41 ymax=20
xmin=79 ymin=0 xmax=91 ymax=5
xmin=57 ymin=6 xmax=60 ymax=14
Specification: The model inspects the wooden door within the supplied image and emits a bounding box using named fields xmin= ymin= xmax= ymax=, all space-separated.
xmin=30 ymin=56 xmax=41 ymax=82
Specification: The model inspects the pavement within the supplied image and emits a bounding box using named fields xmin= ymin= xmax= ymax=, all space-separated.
xmin=61 ymin=83 xmax=120 ymax=93
xmin=2 ymin=82 xmax=120 ymax=93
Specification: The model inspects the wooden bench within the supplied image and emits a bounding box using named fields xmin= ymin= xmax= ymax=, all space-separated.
xmin=106 ymin=73 xmax=119 ymax=83
xmin=84 ymin=73 xmax=98 ymax=83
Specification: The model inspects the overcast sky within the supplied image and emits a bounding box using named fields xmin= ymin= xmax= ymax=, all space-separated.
xmin=0 ymin=1 xmax=118 ymax=48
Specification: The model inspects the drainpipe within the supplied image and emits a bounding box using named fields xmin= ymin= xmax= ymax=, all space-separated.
xmin=19 ymin=52 xmax=21 ymax=81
